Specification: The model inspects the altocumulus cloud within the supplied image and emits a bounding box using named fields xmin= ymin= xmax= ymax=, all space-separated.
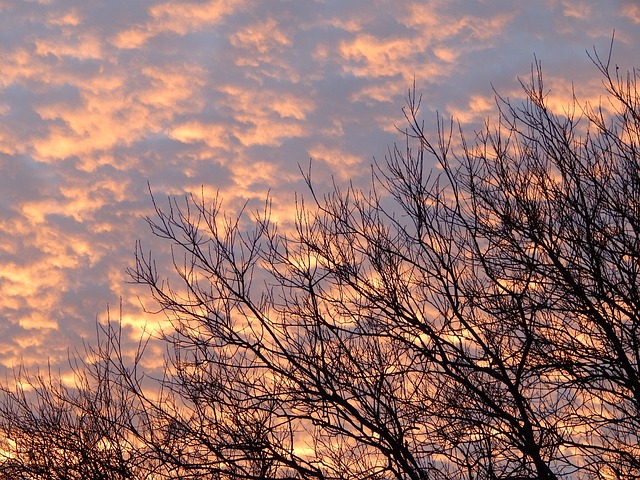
xmin=0 ymin=0 xmax=637 ymax=374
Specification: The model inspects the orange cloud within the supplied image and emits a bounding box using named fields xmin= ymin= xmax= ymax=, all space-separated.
xmin=219 ymin=85 xmax=315 ymax=146
xmin=34 ymin=33 xmax=103 ymax=60
xmin=621 ymin=1 xmax=640 ymax=23
xmin=447 ymin=94 xmax=494 ymax=124
xmin=230 ymin=160 xmax=279 ymax=189
xmin=404 ymin=4 xmax=512 ymax=41
xmin=559 ymin=0 xmax=593 ymax=20
xmin=308 ymin=144 xmax=363 ymax=180
xmin=0 ymin=0 xmax=635 ymax=387
xmin=111 ymin=28 xmax=154 ymax=50
xmin=47 ymin=11 xmax=81 ymax=27
xmin=150 ymin=0 xmax=242 ymax=32
xmin=230 ymin=18 xmax=291 ymax=54
xmin=339 ymin=34 xmax=417 ymax=78
xmin=33 ymin=90 xmax=157 ymax=161
xmin=112 ymin=0 xmax=246 ymax=48
xmin=169 ymin=121 xmax=229 ymax=148
xmin=139 ymin=64 xmax=207 ymax=111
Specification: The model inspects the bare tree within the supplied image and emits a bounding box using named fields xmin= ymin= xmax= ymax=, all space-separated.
xmin=1 ymin=46 xmax=639 ymax=479
xmin=0 ymin=321 xmax=157 ymax=479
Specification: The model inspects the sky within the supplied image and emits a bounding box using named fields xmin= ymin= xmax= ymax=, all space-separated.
xmin=0 ymin=0 xmax=638 ymax=375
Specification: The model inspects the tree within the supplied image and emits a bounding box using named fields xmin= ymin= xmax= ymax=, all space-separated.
xmin=0 ymin=328 xmax=152 ymax=479
xmin=1 ymin=46 xmax=639 ymax=479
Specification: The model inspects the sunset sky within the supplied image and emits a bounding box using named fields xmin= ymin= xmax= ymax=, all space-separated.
xmin=0 ymin=0 xmax=638 ymax=374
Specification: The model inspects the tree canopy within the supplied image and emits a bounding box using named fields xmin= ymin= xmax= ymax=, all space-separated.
xmin=1 ymin=48 xmax=639 ymax=480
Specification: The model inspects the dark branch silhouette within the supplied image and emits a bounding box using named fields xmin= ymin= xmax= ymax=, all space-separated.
xmin=2 ymin=47 xmax=639 ymax=479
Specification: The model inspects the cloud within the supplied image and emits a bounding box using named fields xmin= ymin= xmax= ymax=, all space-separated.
xmin=339 ymin=34 xmax=420 ymax=79
xmin=230 ymin=18 xmax=291 ymax=54
xmin=446 ymin=94 xmax=495 ymax=124
xmin=0 ymin=0 xmax=638 ymax=376
xmin=34 ymin=32 xmax=104 ymax=60
xmin=216 ymin=85 xmax=316 ymax=146
xmin=620 ymin=0 xmax=640 ymax=24
xmin=112 ymin=0 xmax=246 ymax=48
xmin=308 ymin=144 xmax=363 ymax=180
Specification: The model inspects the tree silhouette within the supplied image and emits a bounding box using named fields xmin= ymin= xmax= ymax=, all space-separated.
xmin=2 ymin=46 xmax=639 ymax=479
